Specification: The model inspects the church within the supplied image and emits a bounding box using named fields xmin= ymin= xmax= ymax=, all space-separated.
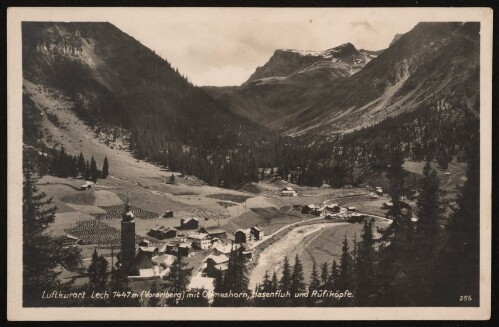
xmin=120 ymin=201 xmax=165 ymax=278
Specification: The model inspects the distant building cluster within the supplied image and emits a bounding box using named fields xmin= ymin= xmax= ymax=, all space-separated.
xmin=118 ymin=201 xmax=263 ymax=284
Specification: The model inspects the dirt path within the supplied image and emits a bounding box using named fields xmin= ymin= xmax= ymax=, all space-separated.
xmin=248 ymin=222 xmax=348 ymax=291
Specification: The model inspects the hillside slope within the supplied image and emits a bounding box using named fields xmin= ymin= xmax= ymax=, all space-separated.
xmin=205 ymin=43 xmax=380 ymax=130
xmin=205 ymin=23 xmax=479 ymax=137
xmin=22 ymin=22 xmax=265 ymax=159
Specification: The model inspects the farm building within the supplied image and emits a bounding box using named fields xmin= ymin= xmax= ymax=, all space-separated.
xmin=239 ymin=243 xmax=253 ymax=260
xmin=180 ymin=218 xmax=199 ymax=230
xmin=325 ymin=203 xmax=340 ymax=213
xmin=376 ymin=187 xmax=383 ymax=195
xmin=348 ymin=213 xmax=366 ymax=223
xmin=60 ymin=234 xmax=83 ymax=247
xmin=213 ymin=243 xmax=241 ymax=256
xmin=198 ymin=226 xmax=227 ymax=241
xmin=130 ymin=247 xmax=160 ymax=278
xmin=281 ymin=187 xmax=297 ymax=197
xmin=301 ymin=204 xmax=316 ymax=214
xmin=234 ymin=228 xmax=254 ymax=244
xmin=147 ymin=225 xmax=177 ymax=240
xmin=163 ymin=211 xmax=174 ymax=218
xmin=369 ymin=192 xmax=379 ymax=199
xmin=347 ymin=206 xmax=357 ymax=212
xmin=80 ymin=181 xmax=94 ymax=190
xmin=164 ymin=240 xmax=192 ymax=257
xmin=250 ymin=226 xmax=264 ymax=240
xmin=187 ymin=232 xmax=211 ymax=249
xmin=137 ymin=240 xmax=159 ymax=256
xmin=313 ymin=206 xmax=326 ymax=216
xmin=204 ymin=254 xmax=230 ymax=278
xmin=152 ymin=254 xmax=176 ymax=268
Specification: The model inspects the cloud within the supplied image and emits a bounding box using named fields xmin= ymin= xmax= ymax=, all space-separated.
xmin=111 ymin=9 xmax=420 ymax=86
xmin=350 ymin=21 xmax=379 ymax=33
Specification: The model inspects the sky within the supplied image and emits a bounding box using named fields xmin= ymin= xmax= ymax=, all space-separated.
xmin=106 ymin=9 xmax=421 ymax=86
xmin=14 ymin=8 xmax=428 ymax=86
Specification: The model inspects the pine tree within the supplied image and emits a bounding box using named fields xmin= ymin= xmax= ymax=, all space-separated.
xmin=85 ymin=161 xmax=91 ymax=180
xmin=170 ymin=173 xmax=175 ymax=184
xmin=377 ymin=144 xmax=414 ymax=306
xmin=320 ymin=262 xmax=329 ymax=285
xmin=87 ymin=249 xmax=109 ymax=292
xmin=271 ymin=271 xmax=278 ymax=292
xmin=336 ymin=236 xmax=353 ymax=306
xmin=23 ymin=161 xmax=83 ymax=307
xmin=356 ymin=220 xmax=376 ymax=306
xmin=308 ymin=261 xmax=321 ymax=305
xmin=90 ymin=156 xmax=99 ymax=183
xmin=412 ymin=160 xmax=445 ymax=305
xmin=290 ymin=254 xmax=306 ymax=305
xmin=279 ymin=256 xmax=292 ymax=292
xmin=212 ymin=269 xmax=225 ymax=307
xmin=435 ymin=146 xmax=479 ymax=305
xmin=166 ymin=252 xmax=190 ymax=297
xmin=416 ymin=161 xmax=444 ymax=238
xmin=329 ymin=259 xmax=339 ymax=288
xmin=77 ymin=151 xmax=86 ymax=175
xmin=101 ymin=157 xmax=109 ymax=179
xmin=255 ymin=270 xmax=271 ymax=306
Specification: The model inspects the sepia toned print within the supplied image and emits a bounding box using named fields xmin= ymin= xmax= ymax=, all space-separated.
xmin=7 ymin=7 xmax=492 ymax=320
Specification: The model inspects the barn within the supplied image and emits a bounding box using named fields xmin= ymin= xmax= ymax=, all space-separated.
xmin=180 ymin=218 xmax=199 ymax=230
xmin=147 ymin=225 xmax=177 ymax=240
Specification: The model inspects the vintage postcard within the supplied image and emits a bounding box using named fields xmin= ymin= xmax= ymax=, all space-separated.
xmin=7 ymin=7 xmax=492 ymax=320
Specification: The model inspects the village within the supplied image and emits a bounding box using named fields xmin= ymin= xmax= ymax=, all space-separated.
xmin=50 ymin=180 xmax=409 ymax=304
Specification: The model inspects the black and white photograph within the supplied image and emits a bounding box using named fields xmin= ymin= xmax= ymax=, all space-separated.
xmin=7 ymin=7 xmax=492 ymax=321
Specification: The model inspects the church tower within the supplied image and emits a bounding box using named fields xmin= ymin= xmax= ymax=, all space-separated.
xmin=121 ymin=200 xmax=136 ymax=275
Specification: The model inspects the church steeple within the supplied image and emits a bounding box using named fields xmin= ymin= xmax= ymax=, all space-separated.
xmin=122 ymin=198 xmax=135 ymax=222
xmin=121 ymin=198 xmax=136 ymax=275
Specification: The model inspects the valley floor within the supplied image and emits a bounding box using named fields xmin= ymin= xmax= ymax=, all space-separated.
xmin=26 ymin=79 xmax=467 ymax=295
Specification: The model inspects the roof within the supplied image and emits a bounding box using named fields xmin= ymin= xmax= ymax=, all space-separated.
xmin=187 ymin=233 xmax=209 ymax=240
xmin=187 ymin=274 xmax=215 ymax=291
xmin=282 ymin=187 xmax=295 ymax=191
xmin=65 ymin=234 xmax=80 ymax=241
xmin=150 ymin=225 xmax=176 ymax=232
xmin=206 ymin=254 xmax=229 ymax=264
xmin=235 ymin=228 xmax=252 ymax=236
xmin=348 ymin=206 xmax=357 ymax=210
xmin=200 ymin=227 xmax=227 ymax=235
xmin=213 ymin=243 xmax=240 ymax=254
xmin=326 ymin=204 xmax=339 ymax=208
xmin=306 ymin=204 xmax=316 ymax=209
xmin=251 ymin=226 xmax=262 ymax=232
xmin=152 ymin=254 xmax=176 ymax=266
xmin=138 ymin=246 xmax=158 ymax=253
xmin=138 ymin=268 xmax=155 ymax=277
xmin=239 ymin=243 xmax=251 ymax=251
xmin=134 ymin=250 xmax=154 ymax=270
xmin=179 ymin=241 xmax=193 ymax=248
xmin=183 ymin=218 xmax=199 ymax=223
xmin=314 ymin=206 xmax=326 ymax=211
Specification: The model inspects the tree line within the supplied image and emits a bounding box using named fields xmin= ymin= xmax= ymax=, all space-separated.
xmin=35 ymin=146 xmax=109 ymax=182
xmin=126 ymin=96 xmax=478 ymax=190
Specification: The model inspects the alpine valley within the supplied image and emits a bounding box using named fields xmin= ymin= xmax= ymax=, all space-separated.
xmin=21 ymin=20 xmax=480 ymax=309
